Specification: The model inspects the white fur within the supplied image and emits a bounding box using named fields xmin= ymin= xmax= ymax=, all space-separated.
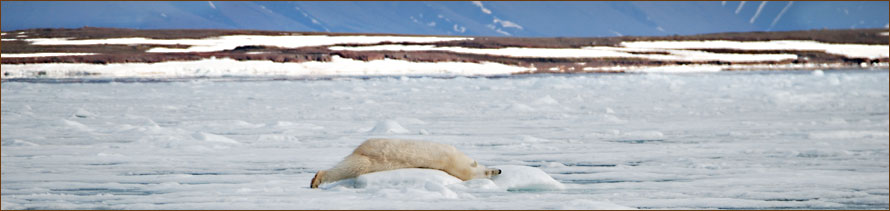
xmin=311 ymin=138 xmax=499 ymax=188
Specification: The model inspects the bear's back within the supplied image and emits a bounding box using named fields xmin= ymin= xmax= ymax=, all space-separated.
xmin=355 ymin=138 xmax=459 ymax=163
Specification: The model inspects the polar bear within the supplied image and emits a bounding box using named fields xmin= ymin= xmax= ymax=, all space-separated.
xmin=310 ymin=138 xmax=501 ymax=188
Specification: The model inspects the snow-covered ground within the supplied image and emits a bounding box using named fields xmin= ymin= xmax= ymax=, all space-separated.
xmin=1 ymin=53 xmax=98 ymax=58
xmin=329 ymin=45 xmax=799 ymax=62
xmin=329 ymin=40 xmax=889 ymax=61
xmin=19 ymin=35 xmax=470 ymax=53
xmin=620 ymin=40 xmax=890 ymax=59
xmin=2 ymin=70 xmax=888 ymax=209
xmin=0 ymin=56 xmax=530 ymax=79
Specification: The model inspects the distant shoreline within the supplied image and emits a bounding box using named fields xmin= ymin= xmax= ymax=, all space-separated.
xmin=2 ymin=27 xmax=888 ymax=79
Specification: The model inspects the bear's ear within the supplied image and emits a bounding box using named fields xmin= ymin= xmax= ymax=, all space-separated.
xmin=471 ymin=161 xmax=478 ymax=167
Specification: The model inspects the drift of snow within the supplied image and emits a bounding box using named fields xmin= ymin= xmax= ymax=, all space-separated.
xmin=367 ymin=120 xmax=411 ymax=134
xmin=0 ymin=56 xmax=531 ymax=79
xmin=2 ymin=71 xmax=887 ymax=209
xmin=1 ymin=53 xmax=98 ymax=58
xmin=329 ymin=44 xmax=798 ymax=62
xmin=621 ymin=40 xmax=890 ymax=59
xmin=490 ymin=165 xmax=565 ymax=191
xmin=472 ymin=1 xmax=492 ymax=15
xmin=192 ymin=132 xmax=240 ymax=144
xmin=322 ymin=165 xmax=564 ymax=193
xmin=22 ymin=35 xmax=471 ymax=53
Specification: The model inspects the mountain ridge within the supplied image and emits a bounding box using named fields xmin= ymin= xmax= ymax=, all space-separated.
xmin=2 ymin=1 xmax=888 ymax=37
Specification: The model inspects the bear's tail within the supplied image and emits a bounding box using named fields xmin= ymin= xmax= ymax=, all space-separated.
xmin=310 ymin=170 xmax=326 ymax=189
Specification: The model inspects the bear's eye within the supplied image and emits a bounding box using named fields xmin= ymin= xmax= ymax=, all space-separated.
xmin=471 ymin=161 xmax=478 ymax=167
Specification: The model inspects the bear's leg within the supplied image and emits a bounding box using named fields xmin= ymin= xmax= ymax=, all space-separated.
xmin=311 ymin=154 xmax=373 ymax=188
xmin=310 ymin=170 xmax=326 ymax=189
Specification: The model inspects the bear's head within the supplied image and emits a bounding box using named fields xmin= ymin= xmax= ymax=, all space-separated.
xmin=469 ymin=160 xmax=502 ymax=179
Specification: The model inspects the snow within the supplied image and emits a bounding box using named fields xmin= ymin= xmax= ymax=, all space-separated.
xmin=453 ymin=24 xmax=467 ymax=33
xmin=626 ymin=64 xmax=723 ymax=73
xmin=367 ymin=120 xmax=411 ymax=134
xmin=2 ymin=70 xmax=888 ymax=209
xmin=329 ymin=44 xmax=798 ymax=62
xmin=621 ymin=40 xmax=890 ymax=59
xmin=489 ymin=165 xmax=565 ymax=191
xmin=771 ymin=2 xmax=794 ymax=28
xmin=472 ymin=1 xmax=492 ymax=15
xmin=22 ymin=35 xmax=471 ymax=53
xmin=493 ymin=18 xmax=523 ymax=30
xmin=749 ymin=1 xmax=768 ymax=24
xmin=589 ymin=62 xmax=888 ymax=73
xmin=0 ymin=56 xmax=531 ymax=79
xmin=735 ymin=1 xmax=746 ymax=14
xmin=1 ymin=53 xmax=98 ymax=58
xmin=322 ymin=165 xmax=564 ymax=194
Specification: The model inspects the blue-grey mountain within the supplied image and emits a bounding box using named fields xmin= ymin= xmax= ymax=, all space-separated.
xmin=2 ymin=1 xmax=888 ymax=37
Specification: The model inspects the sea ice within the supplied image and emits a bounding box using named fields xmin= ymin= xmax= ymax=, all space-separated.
xmin=1 ymin=71 xmax=887 ymax=209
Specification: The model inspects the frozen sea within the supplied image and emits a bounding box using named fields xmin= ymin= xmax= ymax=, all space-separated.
xmin=2 ymin=70 xmax=888 ymax=209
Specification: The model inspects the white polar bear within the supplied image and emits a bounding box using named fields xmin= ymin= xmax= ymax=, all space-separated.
xmin=310 ymin=138 xmax=502 ymax=188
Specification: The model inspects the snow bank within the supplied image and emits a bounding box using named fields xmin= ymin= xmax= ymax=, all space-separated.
xmin=352 ymin=169 xmax=463 ymax=189
xmin=367 ymin=120 xmax=411 ymax=134
xmin=23 ymin=35 xmax=471 ymax=53
xmin=490 ymin=165 xmax=565 ymax=191
xmin=1 ymin=53 xmax=97 ymax=58
xmin=319 ymin=169 xmax=483 ymax=200
xmin=0 ymin=56 xmax=531 ymax=78
xmin=627 ymin=64 xmax=723 ymax=73
xmin=808 ymin=130 xmax=889 ymax=139
xmin=191 ymin=132 xmax=240 ymax=144
xmin=329 ymin=44 xmax=797 ymax=62
xmin=621 ymin=40 xmax=890 ymax=59
xmin=321 ymin=165 xmax=564 ymax=193
xmin=1 ymin=139 xmax=39 ymax=147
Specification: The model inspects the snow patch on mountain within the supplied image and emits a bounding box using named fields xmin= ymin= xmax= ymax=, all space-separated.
xmin=22 ymin=35 xmax=471 ymax=53
xmin=1 ymin=53 xmax=98 ymax=58
xmin=493 ymin=17 xmax=523 ymax=30
xmin=621 ymin=40 xmax=890 ymax=59
xmin=329 ymin=44 xmax=798 ymax=62
xmin=471 ymin=1 xmax=492 ymax=15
